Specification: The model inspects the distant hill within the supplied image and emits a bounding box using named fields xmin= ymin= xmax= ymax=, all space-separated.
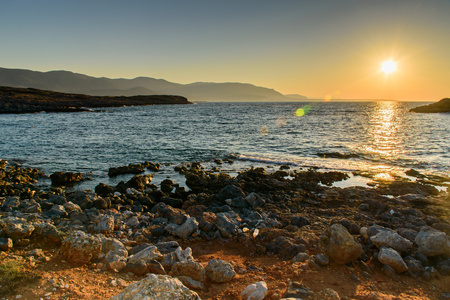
xmin=0 ymin=67 xmax=306 ymax=101
xmin=0 ymin=86 xmax=191 ymax=113
xmin=284 ymin=94 xmax=308 ymax=100
xmin=410 ymin=98 xmax=450 ymax=113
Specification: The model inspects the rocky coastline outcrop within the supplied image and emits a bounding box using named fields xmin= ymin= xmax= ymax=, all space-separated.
xmin=0 ymin=86 xmax=192 ymax=114
xmin=0 ymin=159 xmax=449 ymax=299
xmin=410 ymin=98 xmax=450 ymax=113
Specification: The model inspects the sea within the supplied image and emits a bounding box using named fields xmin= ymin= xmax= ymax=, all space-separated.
xmin=1 ymin=101 xmax=449 ymax=191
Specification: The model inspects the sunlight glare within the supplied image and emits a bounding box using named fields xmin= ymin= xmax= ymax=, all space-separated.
xmin=380 ymin=60 xmax=397 ymax=74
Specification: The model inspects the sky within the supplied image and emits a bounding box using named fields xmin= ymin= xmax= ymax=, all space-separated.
xmin=1 ymin=0 xmax=449 ymax=100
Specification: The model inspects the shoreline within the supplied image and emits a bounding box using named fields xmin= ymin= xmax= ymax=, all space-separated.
xmin=0 ymin=159 xmax=449 ymax=299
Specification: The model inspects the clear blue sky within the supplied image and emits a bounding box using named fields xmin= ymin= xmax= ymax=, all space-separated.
xmin=1 ymin=0 xmax=449 ymax=100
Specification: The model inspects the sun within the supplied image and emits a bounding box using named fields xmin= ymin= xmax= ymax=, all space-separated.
xmin=380 ymin=60 xmax=397 ymax=74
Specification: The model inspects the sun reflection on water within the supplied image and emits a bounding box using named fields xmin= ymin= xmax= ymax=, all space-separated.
xmin=362 ymin=101 xmax=404 ymax=160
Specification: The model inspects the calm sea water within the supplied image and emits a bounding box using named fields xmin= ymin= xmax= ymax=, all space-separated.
xmin=1 ymin=101 xmax=449 ymax=189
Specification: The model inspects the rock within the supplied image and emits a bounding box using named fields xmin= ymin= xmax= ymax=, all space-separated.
xmin=0 ymin=238 xmax=13 ymax=251
xmin=108 ymin=163 xmax=145 ymax=177
xmin=241 ymin=281 xmax=268 ymax=300
xmin=215 ymin=213 xmax=239 ymax=238
xmin=95 ymin=183 xmax=116 ymax=196
xmin=176 ymin=276 xmax=204 ymax=290
xmin=102 ymin=238 xmax=128 ymax=258
xmin=161 ymin=179 xmax=175 ymax=194
xmin=415 ymin=227 xmax=450 ymax=257
xmin=245 ymin=192 xmax=266 ymax=207
xmin=292 ymin=252 xmax=309 ymax=263
xmin=156 ymin=241 xmax=180 ymax=254
xmin=125 ymin=260 xmax=148 ymax=275
xmin=110 ymin=274 xmax=200 ymax=300
xmin=4 ymin=222 xmax=35 ymax=241
xmin=378 ymin=247 xmax=408 ymax=273
xmin=440 ymin=292 xmax=450 ymax=300
xmin=285 ymin=282 xmax=313 ymax=298
xmin=171 ymin=260 xmax=205 ymax=282
xmin=316 ymin=288 xmax=341 ymax=299
xmin=122 ymin=175 xmax=154 ymax=191
xmin=175 ymin=217 xmax=199 ymax=239
xmin=225 ymin=197 xmax=249 ymax=208
xmin=32 ymin=222 xmax=62 ymax=244
xmin=28 ymin=248 xmax=44 ymax=258
xmin=128 ymin=245 xmax=162 ymax=265
xmin=60 ymin=230 xmax=102 ymax=266
xmin=319 ymin=223 xmax=362 ymax=264
xmin=66 ymin=190 xmax=95 ymax=209
xmin=315 ymin=254 xmax=330 ymax=266
xmin=436 ymin=259 xmax=450 ymax=276
xmin=205 ymin=259 xmax=236 ymax=283
xmin=1 ymin=196 xmax=20 ymax=211
xmin=93 ymin=214 xmax=115 ymax=233
xmin=147 ymin=260 xmax=166 ymax=275
xmin=219 ymin=185 xmax=245 ymax=200
xmin=63 ymin=201 xmax=81 ymax=213
xmin=291 ymin=215 xmax=310 ymax=227
xmin=370 ymin=230 xmax=413 ymax=253
xmin=105 ymin=252 xmax=127 ymax=271
xmin=50 ymin=172 xmax=83 ymax=186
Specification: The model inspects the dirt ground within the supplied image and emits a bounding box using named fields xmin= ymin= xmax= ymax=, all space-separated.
xmin=1 ymin=238 xmax=449 ymax=300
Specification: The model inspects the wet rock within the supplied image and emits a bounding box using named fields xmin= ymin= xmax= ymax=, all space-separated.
xmin=60 ymin=230 xmax=102 ymax=266
xmin=171 ymin=260 xmax=205 ymax=282
xmin=108 ymin=163 xmax=145 ymax=177
xmin=161 ymin=179 xmax=175 ymax=194
xmin=319 ymin=223 xmax=362 ymax=264
xmin=110 ymin=274 xmax=200 ymax=300
xmin=50 ymin=172 xmax=83 ymax=186
xmin=175 ymin=217 xmax=199 ymax=239
xmin=0 ymin=237 xmax=13 ymax=251
xmin=370 ymin=230 xmax=413 ymax=253
xmin=144 ymin=161 xmax=161 ymax=172
xmin=241 ymin=281 xmax=268 ymax=300
xmin=205 ymin=259 xmax=236 ymax=283
xmin=415 ymin=227 xmax=450 ymax=257
xmin=378 ymin=247 xmax=408 ymax=273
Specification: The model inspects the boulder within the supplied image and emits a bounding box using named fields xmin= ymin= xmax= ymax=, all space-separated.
xmin=0 ymin=238 xmax=13 ymax=251
xmin=245 ymin=192 xmax=266 ymax=207
xmin=415 ymin=226 xmax=450 ymax=257
xmin=370 ymin=230 xmax=413 ymax=253
xmin=215 ymin=213 xmax=239 ymax=238
xmin=50 ymin=171 xmax=83 ymax=186
xmin=175 ymin=217 xmax=199 ymax=239
xmin=110 ymin=274 xmax=200 ymax=300
xmin=241 ymin=281 xmax=268 ymax=300
xmin=378 ymin=247 xmax=408 ymax=273
xmin=4 ymin=222 xmax=35 ymax=241
xmin=219 ymin=185 xmax=245 ymax=200
xmin=171 ymin=260 xmax=205 ymax=282
xmin=93 ymin=214 xmax=115 ymax=234
xmin=205 ymin=259 xmax=236 ymax=283
xmin=319 ymin=223 xmax=362 ymax=264
xmin=60 ymin=230 xmax=102 ymax=266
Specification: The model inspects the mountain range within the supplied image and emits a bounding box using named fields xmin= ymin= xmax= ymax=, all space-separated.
xmin=0 ymin=67 xmax=307 ymax=101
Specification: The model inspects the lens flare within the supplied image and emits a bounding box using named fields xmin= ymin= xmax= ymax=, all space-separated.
xmin=276 ymin=117 xmax=286 ymax=127
xmin=296 ymin=105 xmax=311 ymax=117
xmin=260 ymin=126 xmax=269 ymax=136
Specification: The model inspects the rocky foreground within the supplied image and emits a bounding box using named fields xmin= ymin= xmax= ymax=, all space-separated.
xmin=0 ymin=86 xmax=192 ymax=113
xmin=0 ymin=159 xmax=450 ymax=299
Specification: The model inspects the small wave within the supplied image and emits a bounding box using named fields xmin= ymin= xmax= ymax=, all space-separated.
xmin=316 ymin=152 xmax=361 ymax=159
xmin=237 ymin=155 xmax=299 ymax=166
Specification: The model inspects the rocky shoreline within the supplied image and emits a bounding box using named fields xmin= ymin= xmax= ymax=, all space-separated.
xmin=0 ymin=86 xmax=192 ymax=114
xmin=0 ymin=159 xmax=449 ymax=299
xmin=410 ymin=98 xmax=450 ymax=113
